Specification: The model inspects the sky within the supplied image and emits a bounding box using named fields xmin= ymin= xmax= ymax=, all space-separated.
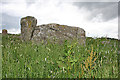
xmin=0 ymin=0 xmax=119 ymax=39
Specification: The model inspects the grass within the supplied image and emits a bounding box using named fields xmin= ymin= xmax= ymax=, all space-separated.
xmin=2 ymin=34 xmax=118 ymax=78
xmin=0 ymin=34 xmax=2 ymax=79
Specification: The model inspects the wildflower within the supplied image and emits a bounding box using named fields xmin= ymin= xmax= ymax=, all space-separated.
xmin=108 ymin=51 xmax=109 ymax=53
xmin=102 ymin=41 xmax=105 ymax=44
xmin=46 ymin=47 xmax=51 ymax=51
xmin=45 ymin=58 xmax=47 ymax=61
xmin=99 ymin=52 xmax=101 ymax=55
xmin=1 ymin=45 xmax=3 ymax=47
xmin=72 ymin=74 xmax=74 ymax=76
xmin=15 ymin=47 xmax=17 ymax=49
xmin=28 ymin=67 xmax=30 ymax=70
xmin=6 ymin=74 xmax=7 ymax=77
xmin=63 ymin=67 xmax=65 ymax=72
xmin=50 ymin=71 xmax=53 ymax=73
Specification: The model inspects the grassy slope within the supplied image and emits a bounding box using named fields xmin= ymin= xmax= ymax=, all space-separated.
xmin=0 ymin=34 xmax=1 ymax=79
xmin=2 ymin=34 xmax=118 ymax=78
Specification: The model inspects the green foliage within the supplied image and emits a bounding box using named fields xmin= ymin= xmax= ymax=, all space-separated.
xmin=57 ymin=40 xmax=79 ymax=78
xmin=2 ymin=34 xmax=118 ymax=78
xmin=0 ymin=34 xmax=2 ymax=79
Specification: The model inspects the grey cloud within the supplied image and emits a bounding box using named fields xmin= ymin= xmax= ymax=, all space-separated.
xmin=25 ymin=0 xmax=37 ymax=6
xmin=118 ymin=2 xmax=120 ymax=17
xmin=73 ymin=2 xmax=118 ymax=21
xmin=2 ymin=13 xmax=21 ymax=30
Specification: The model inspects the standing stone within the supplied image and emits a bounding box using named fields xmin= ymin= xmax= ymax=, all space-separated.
xmin=20 ymin=16 xmax=37 ymax=41
xmin=2 ymin=29 xmax=8 ymax=35
xmin=20 ymin=16 xmax=86 ymax=44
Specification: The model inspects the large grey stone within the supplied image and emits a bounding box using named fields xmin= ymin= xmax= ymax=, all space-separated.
xmin=20 ymin=16 xmax=37 ymax=41
xmin=21 ymin=16 xmax=86 ymax=44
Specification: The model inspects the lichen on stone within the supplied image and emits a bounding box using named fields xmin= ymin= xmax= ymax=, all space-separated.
xmin=21 ymin=16 xmax=86 ymax=44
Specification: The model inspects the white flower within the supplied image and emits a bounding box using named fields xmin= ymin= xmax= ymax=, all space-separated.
xmin=28 ymin=67 xmax=30 ymax=70
xmin=46 ymin=47 xmax=51 ymax=51
xmin=63 ymin=67 xmax=65 ymax=72
xmin=15 ymin=47 xmax=17 ymax=49
xmin=20 ymin=54 xmax=22 ymax=57
xmin=50 ymin=71 xmax=52 ymax=73
xmin=45 ymin=58 xmax=47 ymax=61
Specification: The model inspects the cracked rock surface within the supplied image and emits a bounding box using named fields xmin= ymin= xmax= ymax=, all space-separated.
xmin=21 ymin=16 xmax=86 ymax=44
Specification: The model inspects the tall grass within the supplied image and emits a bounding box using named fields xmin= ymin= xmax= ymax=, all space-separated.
xmin=2 ymin=34 xmax=118 ymax=78
xmin=0 ymin=34 xmax=2 ymax=79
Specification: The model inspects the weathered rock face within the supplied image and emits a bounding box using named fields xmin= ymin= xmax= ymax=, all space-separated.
xmin=2 ymin=29 xmax=8 ymax=35
xmin=32 ymin=23 xmax=85 ymax=44
xmin=21 ymin=16 xmax=86 ymax=44
xmin=21 ymin=16 xmax=37 ymax=41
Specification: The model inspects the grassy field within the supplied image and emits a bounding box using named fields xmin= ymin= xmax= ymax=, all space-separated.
xmin=2 ymin=34 xmax=118 ymax=78
xmin=0 ymin=34 xmax=2 ymax=79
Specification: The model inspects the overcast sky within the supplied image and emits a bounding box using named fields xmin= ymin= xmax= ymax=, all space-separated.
xmin=0 ymin=0 xmax=119 ymax=39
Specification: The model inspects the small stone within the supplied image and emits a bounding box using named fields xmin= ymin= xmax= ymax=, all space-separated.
xmin=2 ymin=29 xmax=8 ymax=35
